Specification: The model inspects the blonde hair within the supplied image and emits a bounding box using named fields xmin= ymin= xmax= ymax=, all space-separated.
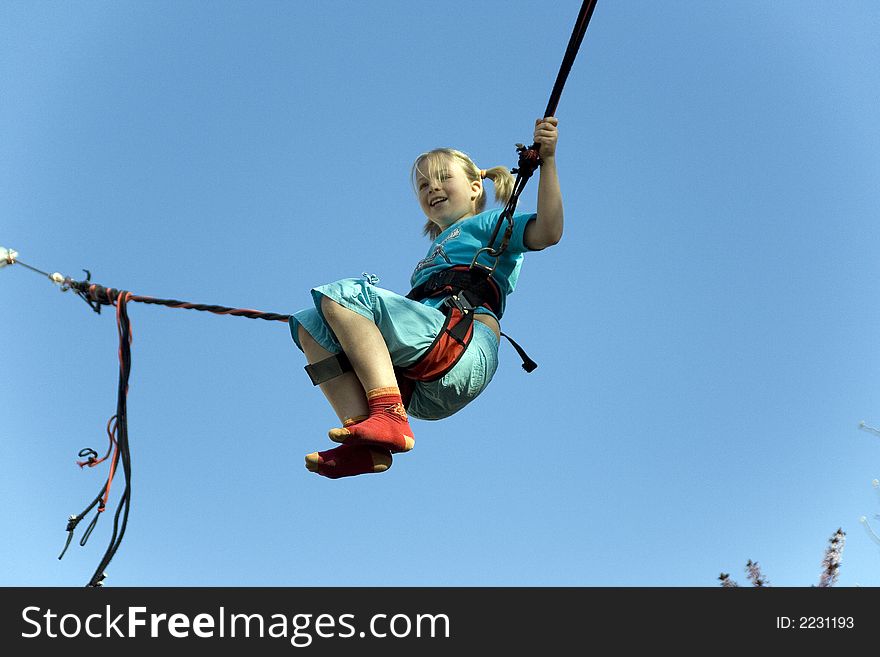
xmin=411 ymin=148 xmax=514 ymax=239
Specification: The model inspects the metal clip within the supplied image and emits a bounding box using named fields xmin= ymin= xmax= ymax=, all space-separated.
xmin=469 ymin=247 xmax=499 ymax=276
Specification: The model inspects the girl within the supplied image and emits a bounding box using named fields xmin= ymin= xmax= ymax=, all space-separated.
xmin=290 ymin=117 xmax=563 ymax=479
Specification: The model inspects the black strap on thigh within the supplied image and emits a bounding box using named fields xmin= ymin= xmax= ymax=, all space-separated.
xmin=304 ymin=352 xmax=352 ymax=385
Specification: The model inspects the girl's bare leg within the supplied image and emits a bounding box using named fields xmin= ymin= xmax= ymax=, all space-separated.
xmin=318 ymin=297 xmax=415 ymax=453
xmin=318 ymin=297 xmax=399 ymax=391
xmin=298 ymin=324 xmax=368 ymax=423
xmin=298 ymin=324 xmax=391 ymax=477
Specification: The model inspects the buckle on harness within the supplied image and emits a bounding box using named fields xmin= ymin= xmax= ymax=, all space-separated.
xmin=445 ymin=292 xmax=475 ymax=315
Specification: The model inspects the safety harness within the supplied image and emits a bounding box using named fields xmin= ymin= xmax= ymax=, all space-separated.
xmin=404 ymin=266 xmax=494 ymax=381
xmin=405 ymin=265 xmax=537 ymax=395
xmin=305 ymin=264 xmax=536 ymax=405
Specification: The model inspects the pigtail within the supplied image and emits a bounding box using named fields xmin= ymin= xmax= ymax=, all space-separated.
xmin=423 ymin=218 xmax=440 ymax=239
xmin=480 ymin=166 xmax=514 ymax=208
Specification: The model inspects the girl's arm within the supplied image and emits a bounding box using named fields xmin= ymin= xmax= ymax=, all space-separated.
xmin=524 ymin=117 xmax=563 ymax=251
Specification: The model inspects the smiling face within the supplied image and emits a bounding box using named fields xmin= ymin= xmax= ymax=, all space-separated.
xmin=414 ymin=154 xmax=483 ymax=232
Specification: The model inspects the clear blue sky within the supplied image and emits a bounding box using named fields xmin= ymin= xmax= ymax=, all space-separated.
xmin=3 ymin=0 xmax=879 ymax=587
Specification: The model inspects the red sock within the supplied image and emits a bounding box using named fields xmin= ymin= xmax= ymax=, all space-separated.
xmin=328 ymin=387 xmax=415 ymax=453
xmin=304 ymin=444 xmax=392 ymax=479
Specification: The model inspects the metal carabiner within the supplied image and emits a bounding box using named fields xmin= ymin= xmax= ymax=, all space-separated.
xmin=469 ymin=246 xmax=499 ymax=276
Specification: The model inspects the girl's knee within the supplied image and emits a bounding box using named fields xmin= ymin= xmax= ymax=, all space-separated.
xmin=320 ymin=295 xmax=344 ymax=318
xmin=298 ymin=324 xmax=327 ymax=356
xmin=297 ymin=323 xmax=312 ymax=346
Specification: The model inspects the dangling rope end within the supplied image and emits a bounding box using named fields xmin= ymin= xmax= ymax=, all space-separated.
xmin=76 ymin=448 xmax=100 ymax=468
xmin=58 ymin=514 xmax=82 ymax=560
xmin=500 ymin=332 xmax=538 ymax=373
xmin=87 ymin=572 xmax=107 ymax=588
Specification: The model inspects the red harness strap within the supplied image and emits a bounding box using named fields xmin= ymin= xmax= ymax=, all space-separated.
xmin=395 ymin=278 xmax=486 ymax=408
xmin=395 ymin=303 xmax=475 ymax=409
xmin=403 ymin=304 xmax=474 ymax=382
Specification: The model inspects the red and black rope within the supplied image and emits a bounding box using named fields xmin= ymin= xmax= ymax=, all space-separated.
xmin=59 ymin=291 xmax=134 ymax=587
xmin=58 ymin=281 xmax=289 ymax=586
xmin=73 ymin=282 xmax=291 ymax=323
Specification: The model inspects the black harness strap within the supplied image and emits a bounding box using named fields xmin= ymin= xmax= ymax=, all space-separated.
xmin=407 ymin=266 xmax=538 ymax=374
xmin=305 ymin=352 xmax=352 ymax=386
xmin=500 ymin=332 xmax=537 ymax=373
xmin=406 ymin=267 xmax=501 ymax=316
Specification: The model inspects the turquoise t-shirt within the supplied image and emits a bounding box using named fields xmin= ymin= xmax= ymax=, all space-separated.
xmin=410 ymin=208 xmax=536 ymax=319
